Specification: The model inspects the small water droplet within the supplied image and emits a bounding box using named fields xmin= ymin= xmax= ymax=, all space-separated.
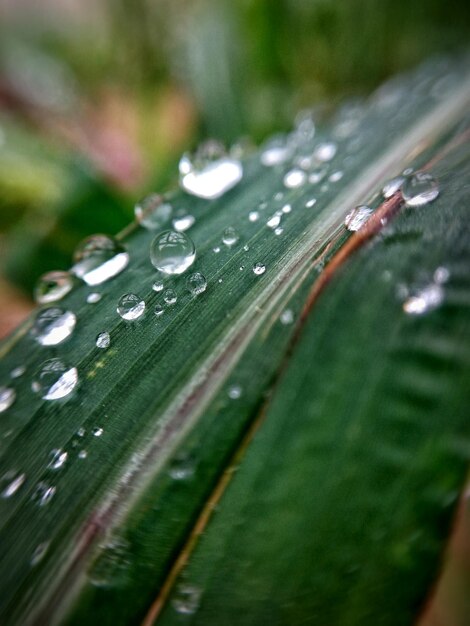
xmin=329 ymin=170 xmax=343 ymax=183
xmin=248 ymin=211 xmax=259 ymax=222
xmin=31 ymin=308 xmax=76 ymax=346
xmin=253 ymin=263 xmax=266 ymax=276
xmin=433 ymin=266 xmax=450 ymax=284
xmin=344 ymin=205 xmax=373 ymax=232
xmin=163 ymin=289 xmax=177 ymax=306
xmin=78 ymin=450 xmax=88 ymax=459
xmin=281 ymin=204 xmax=292 ymax=214
xmin=1 ymin=471 xmax=26 ymax=498
xmin=168 ymin=454 xmax=195 ymax=481
xmin=179 ymin=141 xmax=243 ymax=199
xmin=152 ymin=279 xmax=164 ymax=292
xmin=48 ymin=449 xmax=67 ymax=470
xmin=92 ymin=427 xmax=104 ymax=437
xmin=274 ymin=227 xmax=284 ymax=236
xmin=154 ymin=304 xmax=165 ymax=317
xmin=34 ymin=271 xmax=73 ymax=304
xmin=150 ymin=230 xmax=196 ymax=275
xmin=10 ymin=366 xmax=26 ymax=379
xmin=403 ymin=283 xmax=444 ymax=315
xmin=314 ymin=142 xmax=337 ymax=162
xmin=72 ymin=235 xmax=129 ymax=286
xmin=86 ymin=292 xmax=102 ymax=304
xmin=134 ymin=194 xmax=172 ymax=230
xmin=260 ymin=136 xmax=292 ymax=167
xmin=117 ymin=294 xmax=146 ymax=320
xmin=172 ymin=584 xmax=202 ymax=615
xmin=306 ymin=198 xmax=317 ymax=208
xmin=213 ymin=246 xmax=221 ymax=254
xmin=308 ymin=168 xmax=327 ymax=184
xmin=243 ymin=244 xmax=250 ymax=252
xmin=274 ymin=192 xmax=284 ymax=202
xmin=267 ymin=213 xmax=282 ymax=229
xmin=402 ymin=172 xmax=439 ymax=207
xmin=222 ymin=227 xmax=239 ymax=247
xmin=0 ymin=387 xmax=16 ymax=413
xmin=96 ymin=332 xmax=111 ymax=349
xmin=280 ymin=309 xmax=294 ymax=325
xmin=32 ymin=359 xmax=78 ymax=401
xmin=283 ymin=168 xmax=306 ymax=189
xmin=172 ymin=214 xmax=195 ymax=232
xmin=186 ymin=272 xmax=207 ymax=296
xmin=32 ymin=482 xmax=56 ymax=506
xmin=294 ymin=110 xmax=316 ymax=142
xmin=228 ymin=384 xmax=242 ymax=400
xmin=31 ymin=541 xmax=50 ymax=566
xmin=382 ymin=176 xmax=405 ymax=198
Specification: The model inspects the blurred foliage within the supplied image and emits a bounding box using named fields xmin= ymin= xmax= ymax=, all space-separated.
xmin=0 ymin=0 xmax=469 ymax=308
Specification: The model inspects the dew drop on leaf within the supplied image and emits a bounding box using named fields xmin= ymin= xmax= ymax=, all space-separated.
xmin=150 ymin=230 xmax=196 ymax=275
xmin=402 ymin=172 xmax=439 ymax=207
xmin=96 ymin=332 xmax=111 ymax=349
xmin=280 ymin=309 xmax=294 ymax=325
xmin=186 ymin=272 xmax=207 ymax=296
xmin=86 ymin=293 xmax=102 ymax=304
xmin=172 ymin=214 xmax=195 ymax=232
xmin=1 ymin=471 xmax=25 ymax=498
xmin=0 ymin=387 xmax=16 ymax=413
xmin=172 ymin=584 xmax=202 ymax=615
xmin=72 ymin=235 xmax=129 ymax=286
xmin=154 ymin=304 xmax=165 ymax=317
xmin=314 ymin=141 xmax=337 ymax=162
xmin=260 ymin=136 xmax=292 ymax=167
xmin=32 ymin=359 xmax=78 ymax=401
xmin=34 ymin=271 xmax=73 ymax=304
xmin=228 ymin=384 xmax=243 ymax=399
xmin=31 ymin=308 xmax=76 ymax=346
xmin=10 ymin=366 xmax=26 ymax=379
xmin=31 ymin=482 xmax=56 ymax=506
xmin=117 ymin=294 xmax=146 ymax=320
xmin=222 ymin=226 xmax=239 ymax=247
xmin=253 ymin=262 xmax=266 ymax=276
xmin=283 ymin=168 xmax=306 ymax=189
xmin=344 ymin=205 xmax=373 ymax=232
xmin=163 ymin=289 xmax=177 ymax=306
xmin=48 ymin=449 xmax=67 ymax=470
xmin=403 ymin=283 xmax=444 ymax=315
xmin=134 ymin=193 xmax=172 ymax=230
xmin=382 ymin=176 xmax=405 ymax=198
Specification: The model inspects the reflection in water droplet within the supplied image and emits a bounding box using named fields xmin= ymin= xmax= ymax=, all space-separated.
xmin=402 ymin=172 xmax=439 ymax=207
xmin=150 ymin=230 xmax=196 ymax=275
xmin=344 ymin=205 xmax=373 ymax=232
xmin=253 ymin=263 xmax=266 ymax=276
xmin=382 ymin=176 xmax=405 ymax=199
xmin=0 ymin=387 xmax=16 ymax=413
xmin=172 ymin=584 xmax=202 ymax=615
xmin=134 ymin=194 xmax=172 ymax=230
xmin=72 ymin=235 xmax=129 ymax=286
xmin=32 ymin=482 xmax=56 ymax=506
xmin=1 ymin=471 xmax=26 ymax=498
xmin=314 ymin=142 xmax=337 ymax=162
xmin=117 ymin=294 xmax=146 ymax=320
xmin=280 ymin=309 xmax=294 ymax=325
xmin=172 ymin=214 xmax=195 ymax=232
xmin=222 ymin=227 xmax=239 ymax=247
xmin=179 ymin=141 xmax=242 ymax=199
xmin=403 ymin=283 xmax=444 ymax=315
xmin=32 ymin=359 xmax=78 ymax=401
xmin=187 ymin=273 xmax=207 ymax=296
xmin=31 ymin=541 xmax=50 ymax=566
xmin=32 ymin=308 xmax=76 ymax=346
xmin=86 ymin=293 xmax=102 ymax=304
xmin=163 ymin=289 xmax=177 ymax=305
xmin=48 ymin=449 xmax=67 ymax=470
xmin=283 ymin=168 xmax=306 ymax=189
xmin=34 ymin=271 xmax=73 ymax=304
xmin=228 ymin=384 xmax=242 ymax=399
xmin=96 ymin=332 xmax=111 ymax=349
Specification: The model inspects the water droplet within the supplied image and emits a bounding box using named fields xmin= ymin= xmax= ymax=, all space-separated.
xmin=34 ymin=271 xmax=73 ymax=304
xmin=281 ymin=204 xmax=292 ymax=214
xmin=134 ymin=194 xmax=172 ymax=230
xmin=267 ymin=213 xmax=282 ymax=229
xmin=403 ymin=283 xmax=444 ymax=315
xmin=382 ymin=176 xmax=405 ymax=198
xmin=172 ymin=584 xmax=202 ymax=615
xmin=10 ymin=366 xmax=26 ymax=379
xmin=150 ymin=230 xmax=196 ymax=275
xmin=248 ymin=211 xmax=259 ymax=222
xmin=274 ymin=227 xmax=284 ymax=236
xmin=228 ymin=384 xmax=242 ymax=399
xmin=0 ymin=387 xmax=16 ymax=413
xmin=89 ymin=538 xmax=131 ymax=588
xmin=344 ymin=205 xmax=373 ymax=232
xmin=306 ymin=198 xmax=317 ymax=208
xmin=32 ymin=359 xmax=78 ymax=401
xmin=186 ymin=273 xmax=207 ymax=296
xmin=86 ymin=292 xmax=102 ymax=304
xmin=283 ymin=168 xmax=306 ymax=189
xmin=402 ymin=172 xmax=439 ymax=207
xmin=78 ymin=450 xmax=88 ymax=459
xmin=173 ymin=214 xmax=195 ymax=232
xmin=314 ymin=142 xmax=337 ymax=162
xmin=280 ymin=309 xmax=294 ymax=325
xmin=253 ymin=263 xmax=266 ymax=276
xmin=329 ymin=170 xmax=344 ymax=182
xmin=117 ymin=294 xmax=146 ymax=320
xmin=163 ymin=289 xmax=177 ymax=306
xmin=260 ymin=136 xmax=292 ymax=167
xmin=72 ymin=235 xmax=129 ymax=286
xmin=434 ymin=266 xmax=450 ymax=284
xmin=48 ymin=449 xmax=67 ymax=470
xmin=152 ymin=279 xmax=164 ymax=292
xmin=1 ymin=471 xmax=25 ymax=498
xmin=213 ymin=246 xmax=221 ymax=254
xmin=32 ymin=482 xmax=56 ymax=506
xmin=294 ymin=110 xmax=316 ymax=142
xmin=92 ymin=427 xmax=103 ymax=437
xmin=274 ymin=192 xmax=284 ymax=202
xmin=31 ymin=308 xmax=76 ymax=346
xmin=96 ymin=332 xmax=111 ymax=349
xmin=243 ymin=244 xmax=250 ymax=252
xmin=31 ymin=541 xmax=49 ymax=566
xmin=154 ymin=304 xmax=165 ymax=317
xmin=168 ymin=454 xmax=195 ymax=481
xmin=222 ymin=227 xmax=239 ymax=247
xmin=179 ymin=141 xmax=243 ymax=199
xmin=308 ymin=168 xmax=327 ymax=184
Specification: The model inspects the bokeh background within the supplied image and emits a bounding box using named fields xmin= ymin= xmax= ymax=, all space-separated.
xmin=0 ymin=0 xmax=469 ymax=337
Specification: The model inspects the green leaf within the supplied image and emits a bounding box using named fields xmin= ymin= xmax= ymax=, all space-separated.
xmin=0 ymin=57 xmax=469 ymax=626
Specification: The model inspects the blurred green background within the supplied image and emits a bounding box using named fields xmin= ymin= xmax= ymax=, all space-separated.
xmin=0 ymin=0 xmax=469 ymax=335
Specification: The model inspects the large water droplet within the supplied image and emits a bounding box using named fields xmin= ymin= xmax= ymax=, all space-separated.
xmin=32 ymin=359 xmax=78 ymax=401
xmin=344 ymin=205 xmax=373 ymax=232
xmin=150 ymin=230 xmax=196 ymax=275
xmin=134 ymin=194 xmax=172 ymax=230
xmin=72 ymin=235 xmax=129 ymax=286
xmin=1 ymin=471 xmax=26 ymax=498
xmin=222 ymin=227 xmax=239 ymax=247
xmin=253 ymin=262 xmax=266 ymax=275
xmin=402 ymin=172 xmax=439 ymax=207
xmin=96 ymin=331 xmax=111 ymax=349
xmin=172 ymin=584 xmax=201 ymax=615
xmin=117 ymin=294 xmax=145 ymax=320
xmin=186 ymin=272 xmax=207 ymax=296
xmin=34 ymin=271 xmax=73 ymax=304
xmin=382 ymin=176 xmax=405 ymax=199
xmin=31 ymin=308 xmax=76 ymax=346
xmin=0 ymin=387 xmax=16 ymax=413
xmin=179 ymin=141 xmax=243 ymax=199
xmin=403 ymin=283 xmax=444 ymax=315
